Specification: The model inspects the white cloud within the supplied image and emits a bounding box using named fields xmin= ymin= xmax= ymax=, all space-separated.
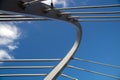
xmin=0 ymin=23 xmax=21 ymax=61
xmin=42 ymin=0 xmax=70 ymax=7
xmin=7 ymin=45 xmax=18 ymax=50
xmin=0 ymin=23 xmax=20 ymax=40
xmin=0 ymin=50 xmax=13 ymax=60
xmin=0 ymin=38 xmax=13 ymax=45
xmin=42 ymin=0 xmax=90 ymax=7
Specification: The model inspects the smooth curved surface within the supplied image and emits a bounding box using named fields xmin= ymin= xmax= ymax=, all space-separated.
xmin=44 ymin=20 xmax=82 ymax=80
xmin=0 ymin=1 xmax=82 ymax=79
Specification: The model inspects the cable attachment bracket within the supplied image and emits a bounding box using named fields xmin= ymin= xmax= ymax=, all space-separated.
xmin=51 ymin=0 xmax=54 ymax=9
xmin=18 ymin=0 xmax=26 ymax=10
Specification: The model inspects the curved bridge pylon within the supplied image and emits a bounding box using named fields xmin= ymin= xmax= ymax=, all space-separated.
xmin=0 ymin=0 xmax=82 ymax=80
xmin=1 ymin=0 xmax=120 ymax=80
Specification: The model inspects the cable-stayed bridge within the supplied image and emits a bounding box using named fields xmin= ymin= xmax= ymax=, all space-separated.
xmin=0 ymin=0 xmax=120 ymax=80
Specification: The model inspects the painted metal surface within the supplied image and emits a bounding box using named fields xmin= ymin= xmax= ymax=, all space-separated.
xmin=44 ymin=23 xmax=82 ymax=80
xmin=0 ymin=0 xmax=82 ymax=79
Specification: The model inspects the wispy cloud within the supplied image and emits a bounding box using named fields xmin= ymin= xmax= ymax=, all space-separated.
xmin=0 ymin=22 xmax=21 ymax=60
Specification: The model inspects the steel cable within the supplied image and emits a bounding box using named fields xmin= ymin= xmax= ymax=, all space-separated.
xmin=0 ymin=59 xmax=61 ymax=62
xmin=61 ymin=11 xmax=120 ymax=15
xmin=24 ymin=0 xmax=45 ymax=5
xmin=73 ymin=58 xmax=120 ymax=69
xmin=78 ymin=19 xmax=120 ymax=22
xmin=55 ymin=4 xmax=120 ymax=10
xmin=0 ymin=74 xmax=47 ymax=77
xmin=0 ymin=15 xmax=28 ymax=18
xmin=61 ymin=74 xmax=78 ymax=80
xmin=0 ymin=18 xmax=50 ymax=21
xmin=68 ymin=65 xmax=120 ymax=80
xmin=71 ymin=16 xmax=120 ymax=19
xmin=0 ymin=66 xmax=55 ymax=69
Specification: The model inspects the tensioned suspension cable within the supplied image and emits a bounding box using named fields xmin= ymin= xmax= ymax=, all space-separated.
xmin=0 ymin=74 xmax=47 ymax=77
xmin=68 ymin=65 xmax=120 ymax=80
xmin=0 ymin=66 xmax=55 ymax=69
xmin=55 ymin=4 xmax=120 ymax=10
xmin=0 ymin=59 xmax=61 ymax=62
xmin=0 ymin=15 xmax=27 ymax=18
xmin=73 ymin=58 xmax=120 ymax=69
xmin=61 ymin=11 xmax=120 ymax=15
xmin=78 ymin=19 xmax=120 ymax=22
xmin=61 ymin=74 xmax=78 ymax=80
xmin=0 ymin=18 xmax=50 ymax=21
xmin=0 ymin=13 xmax=4 ymax=14
xmin=71 ymin=16 xmax=120 ymax=19
xmin=23 ymin=0 xmax=45 ymax=5
xmin=0 ymin=12 xmax=7 ymax=14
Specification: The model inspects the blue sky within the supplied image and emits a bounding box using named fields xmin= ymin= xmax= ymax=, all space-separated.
xmin=0 ymin=0 xmax=120 ymax=80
